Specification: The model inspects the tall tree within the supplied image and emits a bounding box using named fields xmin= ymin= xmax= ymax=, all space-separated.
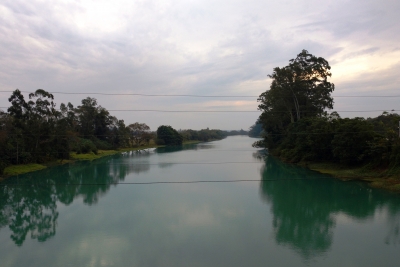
xmin=256 ymin=50 xmax=335 ymax=148
xmin=7 ymin=89 xmax=59 ymax=163
xmin=258 ymin=50 xmax=334 ymax=123
xmin=75 ymin=97 xmax=98 ymax=138
xmin=26 ymin=89 xmax=58 ymax=157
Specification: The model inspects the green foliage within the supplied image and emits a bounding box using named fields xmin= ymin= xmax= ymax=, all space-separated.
xmin=179 ymin=128 xmax=227 ymax=142
xmin=70 ymin=138 xmax=98 ymax=154
xmin=331 ymin=118 xmax=376 ymax=164
xmin=0 ymin=89 xmax=139 ymax=170
xmin=255 ymin=51 xmax=400 ymax=170
xmin=248 ymin=121 xmax=264 ymax=137
xmin=222 ymin=129 xmax=248 ymax=136
xmin=155 ymin=139 xmax=165 ymax=145
xmin=4 ymin=163 xmax=46 ymax=176
xmin=156 ymin=125 xmax=183 ymax=145
xmin=0 ymin=161 xmax=6 ymax=175
xmin=91 ymin=137 xmax=112 ymax=150
xmin=257 ymin=50 xmax=335 ymax=149
xmin=277 ymin=116 xmax=336 ymax=162
xmin=128 ymin=122 xmax=151 ymax=146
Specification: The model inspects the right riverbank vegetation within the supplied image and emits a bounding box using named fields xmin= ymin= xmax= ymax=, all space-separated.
xmin=252 ymin=49 xmax=400 ymax=192
xmin=0 ymin=89 xmax=247 ymax=177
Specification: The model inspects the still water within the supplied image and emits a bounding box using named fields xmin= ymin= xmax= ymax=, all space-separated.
xmin=1 ymin=136 xmax=400 ymax=266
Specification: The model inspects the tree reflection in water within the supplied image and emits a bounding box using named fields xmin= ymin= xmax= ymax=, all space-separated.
xmin=0 ymin=144 xmax=217 ymax=246
xmin=1 ymin=183 xmax=58 ymax=246
xmin=258 ymin=154 xmax=400 ymax=259
xmin=0 ymin=151 xmax=152 ymax=246
xmin=2 ymin=147 xmax=400 ymax=250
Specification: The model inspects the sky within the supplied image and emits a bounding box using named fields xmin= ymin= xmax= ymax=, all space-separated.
xmin=0 ymin=0 xmax=399 ymax=131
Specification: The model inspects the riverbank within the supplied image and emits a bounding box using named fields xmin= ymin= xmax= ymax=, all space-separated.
xmin=304 ymin=162 xmax=400 ymax=192
xmin=0 ymin=140 xmax=203 ymax=179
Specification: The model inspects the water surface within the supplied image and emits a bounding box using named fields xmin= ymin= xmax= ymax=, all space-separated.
xmin=1 ymin=136 xmax=400 ymax=266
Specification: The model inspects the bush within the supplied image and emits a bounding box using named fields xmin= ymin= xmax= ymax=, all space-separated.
xmin=156 ymin=125 xmax=183 ymax=145
xmin=331 ymin=118 xmax=375 ymax=164
xmin=70 ymin=138 xmax=98 ymax=154
xmin=0 ymin=161 xmax=7 ymax=175
xmin=155 ymin=139 xmax=165 ymax=145
xmin=91 ymin=137 xmax=112 ymax=150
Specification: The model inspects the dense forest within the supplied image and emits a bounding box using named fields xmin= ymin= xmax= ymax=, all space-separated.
xmin=254 ymin=50 xmax=400 ymax=173
xmin=0 ymin=89 xmax=244 ymax=175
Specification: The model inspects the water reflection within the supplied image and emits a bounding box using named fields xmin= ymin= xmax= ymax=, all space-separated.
xmin=0 ymin=151 xmax=152 ymax=246
xmin=155 ymin=143 xmax=215 ymax=154
xmin=259 ymin=155 xmax=400 ymax=258
xmin=1 ymin=141 xmax=400 ymax=258
xmin=119 ymin=150 xmax=152 ymax=174
xmin=0 ymin=182 xmax=58 ymax=246
xmin=385 ymin=212 xmax=400 ymax=245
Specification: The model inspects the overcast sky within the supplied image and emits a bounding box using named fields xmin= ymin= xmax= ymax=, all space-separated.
xmin=1 ymin=0 xmax=399 ymax=130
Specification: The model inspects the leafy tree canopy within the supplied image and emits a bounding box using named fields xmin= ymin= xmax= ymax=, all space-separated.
xmin=156 ymin=125 xmax=183 ymax=146
xmin=258 ymin=49 xmax=334 ymax=126
xmin=128 ymin=122 xmax=151 ymax=146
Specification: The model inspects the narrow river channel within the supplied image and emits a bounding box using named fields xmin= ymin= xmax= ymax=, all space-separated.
xmin=1 ymin=136 xmax=400 ymax=266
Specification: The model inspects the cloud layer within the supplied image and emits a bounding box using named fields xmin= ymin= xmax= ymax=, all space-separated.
xmin=1 ymin=0 xmax=399 ymax=129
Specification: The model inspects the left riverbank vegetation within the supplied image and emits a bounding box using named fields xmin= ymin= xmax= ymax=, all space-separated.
xmin=0 ymin=89 xmax=243 ymax=177
xmin=254 ymin=49 xmax=400 ymax=191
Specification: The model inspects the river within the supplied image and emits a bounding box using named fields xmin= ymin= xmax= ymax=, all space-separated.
xmin=0 ymin=136 xmax=400 ymax=266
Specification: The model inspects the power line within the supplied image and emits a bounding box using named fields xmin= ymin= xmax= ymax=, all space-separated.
xmin=1 ymin=130 xmax=394 ymax=137
xmin=0 ymin=150 xmax=264 ymax=154
xmin=2 ymin=90 xmax=400 ymax=98
xmin=1 ymin=106 xmax=399 ymax=112
xmin=106 ymin=109 xmax=397 ymax=113
xmin=1 ymin=90 xmax=257 ymax=98
xmin=107 ymin=109 xmax=260 ymax=112
xmin=0 ymin=177 xmax=338 ymax=187
xmin=102 ymin=162 xmax=262 ymax=165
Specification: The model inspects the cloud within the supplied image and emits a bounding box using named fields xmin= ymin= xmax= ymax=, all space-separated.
xmin=0 ymin=0 xmax=399 ymax=129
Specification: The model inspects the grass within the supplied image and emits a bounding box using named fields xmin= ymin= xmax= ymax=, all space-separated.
xmin=307 ymin=162 xmax=368 ymax=178
xmin=306 ymin=161 xmax=400 ymax=192
xmin=70 ymin=150 xmax=119 ymax=160
xmin=0 ymin=139 xmax=205 ymax=179
xmin=4 ymin=164 xmax=47 ymax=176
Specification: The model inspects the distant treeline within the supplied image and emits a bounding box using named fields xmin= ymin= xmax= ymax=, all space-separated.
xmin=176 ymin=128 xmax=247 ymax=143
xmin=0 ymin=89 xmax=243 ymax=175
xmin=223 ymin=129 xmax=249 ymax=136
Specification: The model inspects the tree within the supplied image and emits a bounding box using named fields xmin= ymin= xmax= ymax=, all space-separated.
xmin=0 ymin=110 xmax=12 ymax=174
xmin=7 ymin=89 xmax=59 ymax=163
xmin=75 ymin=97 xmax=98 ymax=138
xmin=257 ymin=50 xmax=335 ymax=148
xmin=331 ymin=118 xmax=376 ymax=164
xmin=128 ymin=122 xmax=151 ymax=146
xmin=248 ymin=120 xmax=264 ymax=137
xmin=259 ymin=50 xmax=334 ymax=123
xmin=74 ymin=97 xmax=114 ymax=149
xmin=156 ymin=125 xmax=183 ymax=145
xmin=26 ymin=89 xmax=58 ymax=157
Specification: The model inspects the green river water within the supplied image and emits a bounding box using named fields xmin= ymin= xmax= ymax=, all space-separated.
xmin=0 ymin=136 xmax=400 ymax=266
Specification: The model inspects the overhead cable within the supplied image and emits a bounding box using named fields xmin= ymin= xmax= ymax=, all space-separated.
xmin=0 ymin=177 xmax=338 ymax=187
xmin=2 ymin=90 xmax=400 ymax=98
